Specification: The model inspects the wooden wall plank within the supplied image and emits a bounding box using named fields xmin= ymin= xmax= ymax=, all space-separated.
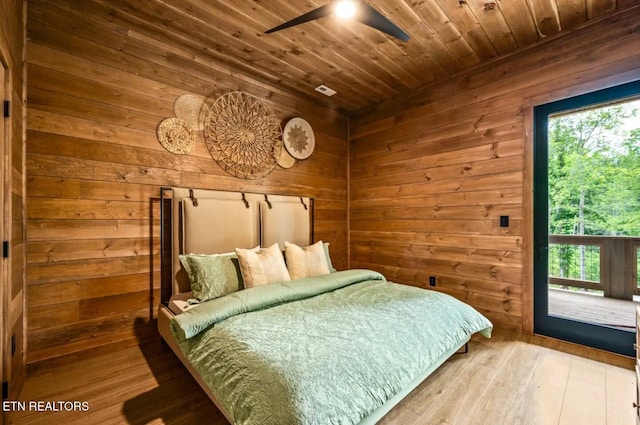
xmin=350 ymin=139 xmax=523 ymax=180
xmin=350 ymin=187 xmax=523 ymax=210
xmin=27 ymin=238 xmax=158 ymax=264
xmin=351 ymin=231 xmax=523 ymax=252
xmin=27 ymin=198 xmax=153 ymax=220
xmin=351 ymin=242 xmax=523 ymax=267
xmin=27 ymin=153 xmax=347 ymax=200
xmin=351 ymin=171 xmax=524 ymax=200
xmin=78 ymin=289 xmax=160 ymax=320
xmin=27 ymin=219 xmax=159 ymax=242
xmin=28 ymin=273 xmax=157 ymax=308
xmin=27 ymin=42 xmax=184 ymax=102
xmin=26 ymin=322 xmax=158 ymax=367
xmin=350 ymin=204 xmax=523 ymax=222
xmin=28 ymin=87 xmax=164 ymax=133
xmin=27 ymin=308 xmax=153 ymax=354
xmin=28 ymin=63 xmax=171 ymax=118
xmin=28 ymin=302 xmax=80 ymax=330
xmin=28 ymin=256 xmax=159 ymax=286
xmin=350 ymin=156 xmax=524 ymax=190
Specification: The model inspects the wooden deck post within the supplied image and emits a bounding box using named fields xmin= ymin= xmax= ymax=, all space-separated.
xmin=604 ymin=238 xmax=635 ymax=301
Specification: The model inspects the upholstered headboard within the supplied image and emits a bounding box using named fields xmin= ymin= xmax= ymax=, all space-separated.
xmin=160 ymin=188 xmax=313 ymax=304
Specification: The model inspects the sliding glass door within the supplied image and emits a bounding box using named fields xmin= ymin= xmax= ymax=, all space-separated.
xmin=533 ymin=80 xmax=640 ymax=357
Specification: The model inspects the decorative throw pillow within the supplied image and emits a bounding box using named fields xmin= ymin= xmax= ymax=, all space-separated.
xmin=179 ymin=252 xmax=244 ymax=302
xmin=322 ymin=242 xmax=337 ymax=273
xmin=236 ymin=243 xmax=291 ymax=288
xmin=284 ymin=240 xmax=331 ymax=280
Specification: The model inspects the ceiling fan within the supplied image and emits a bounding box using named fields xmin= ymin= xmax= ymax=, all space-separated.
xmin=264 ymin=0 xmax=410 ymax=42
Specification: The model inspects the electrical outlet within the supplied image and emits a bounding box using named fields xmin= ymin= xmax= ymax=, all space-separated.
xmin=500 ymin=215 xmax=509 ymax=227
xmin=429 ymin=276 xmax=436 ymax=287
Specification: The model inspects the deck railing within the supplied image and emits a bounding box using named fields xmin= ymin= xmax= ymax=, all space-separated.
xmin=548 ymin=235 xmax=640 ymax=300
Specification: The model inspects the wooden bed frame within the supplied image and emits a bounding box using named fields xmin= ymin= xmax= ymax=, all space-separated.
xmin=156 ymin=186 xmax=469 ymax=425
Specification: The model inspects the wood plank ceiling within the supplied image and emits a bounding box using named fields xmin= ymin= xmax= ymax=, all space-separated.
xmin=75 ymin=0 xmax=633 ymax=113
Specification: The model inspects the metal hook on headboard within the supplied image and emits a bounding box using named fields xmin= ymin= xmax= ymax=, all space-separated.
xmin=300 ymin=197 xmax=308 ymax=210
xmin=241 ymin=193 xmax=250 ymax=209
xmin=189 ymin=189 xmax=198 ymax=207
xmin=264 ymin=194 xmax=272 ymax=209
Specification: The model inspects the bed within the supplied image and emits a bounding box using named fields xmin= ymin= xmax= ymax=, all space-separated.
xmin=157 ymin=187 xmax=492 ymax=425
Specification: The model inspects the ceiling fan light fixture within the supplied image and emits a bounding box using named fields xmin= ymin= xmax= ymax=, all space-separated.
xmin=264 ymin=0 xmax=409 ymax=42
xmin=335 ymin=0 xmax=357 ymax=19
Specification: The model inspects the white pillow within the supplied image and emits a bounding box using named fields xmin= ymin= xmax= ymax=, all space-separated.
xmin=284 ymin=241 xmax=331 ymax=280
xmin=235 ymin=243 xmax=291 ymax=288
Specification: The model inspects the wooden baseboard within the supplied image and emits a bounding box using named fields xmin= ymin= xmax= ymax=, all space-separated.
xmin=521 ymin=331 xmax=634 ymax=370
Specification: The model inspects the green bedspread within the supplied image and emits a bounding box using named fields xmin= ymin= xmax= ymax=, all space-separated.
xmin=170 ymin=269 xmax=492 ymax=425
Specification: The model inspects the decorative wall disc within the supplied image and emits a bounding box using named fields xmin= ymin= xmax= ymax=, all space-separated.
xmin=277 ymin=145 xmax=296 ymax=169
xmin=204 ymin=92 xmax=282 ymax=179
xmin=174 ymin=94 xmax=206 ymax=131
xmin=156 ymin=118 xmax=195 ymax=154
xmin=283 ymin=117 xmax=315 ymax=160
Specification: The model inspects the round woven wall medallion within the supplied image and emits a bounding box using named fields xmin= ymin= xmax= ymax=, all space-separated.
xmin=203 ymin=92 xmax=282 ymax=179
xmin=283 ymin=117 xmax=315 ymax=160
xmin=277 ymin=145 xmax=296 ymax=169
xmin=156 ymin=118 xmax=195 ymax=154
xmin=174 ymin=94 xmax=206 ymax=131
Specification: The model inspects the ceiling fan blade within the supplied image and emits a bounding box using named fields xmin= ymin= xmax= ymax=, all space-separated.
xmin=355 ymin=2 xmax=410 ymax=42
xmin=265 ymin=4 xmax=333 ymax=34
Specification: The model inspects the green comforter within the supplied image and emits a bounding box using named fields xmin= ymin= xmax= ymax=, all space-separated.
xmin=170 ymin=269 xmax=492 ymax=425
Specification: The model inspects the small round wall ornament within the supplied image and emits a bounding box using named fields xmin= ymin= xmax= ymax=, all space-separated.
xmin=276 ymin=145 xmax=296 ymax=169
xmin=156 ymin=117 xmax=195 ymax=154
xmin=174 ymin=94 xmax=206 ymax=131
xmin=203 ymin=91 xmax=282 ymax=179
xmin=283 ymin=117 xmax=315 ymax=160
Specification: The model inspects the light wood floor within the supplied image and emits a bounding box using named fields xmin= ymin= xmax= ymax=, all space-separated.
xmin=6 ymin=328 xmax=636 ymax=425
xmin=548 ymin=288 xmax=638 ymax=329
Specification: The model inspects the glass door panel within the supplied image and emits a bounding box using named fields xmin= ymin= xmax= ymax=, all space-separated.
xmin=534 ymin=81 xmax=640 ymax=356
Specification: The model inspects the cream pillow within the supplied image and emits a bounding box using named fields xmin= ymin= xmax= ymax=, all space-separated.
xmin=284 ymin=241 xmax=331 ymax=280
xmin=236 ymin=243 xmax=291 ymax=288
